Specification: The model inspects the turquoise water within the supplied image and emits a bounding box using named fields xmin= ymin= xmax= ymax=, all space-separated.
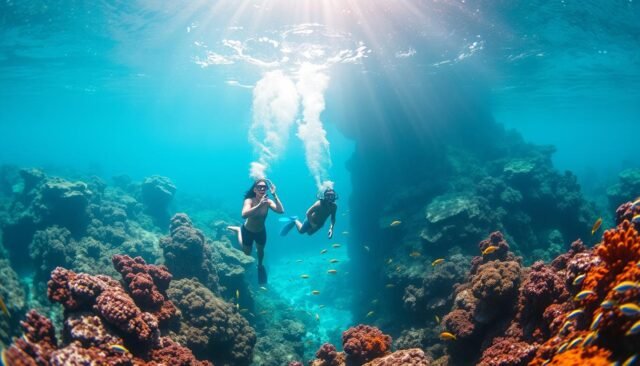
xmin=1 ymin=0 xmax=640 ymax=364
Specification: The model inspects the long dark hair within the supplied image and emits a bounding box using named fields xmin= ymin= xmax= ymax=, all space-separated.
xmin=244 ymin=179 xmax=268 ymax=199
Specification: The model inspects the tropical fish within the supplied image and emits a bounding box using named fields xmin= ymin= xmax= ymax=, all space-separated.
xmin=439 ymin=332 xmax=456 ymax=341
xmin=330 ymin=259 xmax=339 ymax=263
xmin=109 ymin=344 xmax=130 ymax=354
xmin=622 ymin=355 xmax=638 ymax=366
xmin=541 ymin=360 xmax=550 ymax=366
xmin=590 ymin=312 xmax=603 ymax=330
xmin=432 ymin=258 xmax=445 ymax=266
xmin=319 ymin=304 xmax=325 ymax=309
xmin=572 ymin=274 xmax=586 ymax=286
xmin=259 ymin=310 xmax=269 ymax=315
xmin=582 ymin=331 xmax=598 ymax=347
xmin=619 ymin=303 xmax=640 ymax=316
xmin=633 ymin=215 xmax=640 ymax=224
xmin=390 ymin=220 xmax=402 ymax=227
xmin=260 ymin=286 xmax=268 ymax=291
xmin=556 ymin=342 xmax=568 ymax=354
xmin=482 ymin=246 xmax=498 ymax=256
xmin=371 ymin=299 xmax=379 ymax=305
xmin=363 ymin=246 xmax=370 ymax=252
xmin=366 ymin=311 xmax=375 ymax=318
xmin=567 ymin=337 xmax=582 ymax=350
xmin=385 ymin=284 xmax=395 ymax=289
xmin=236 ymin=303 xmax=239 ymax=310
xmin=0 ymin=295 xmax=9 ymax=318
xmin=591 ymin=218 xmax=602 ymax=235
xmin=633 ymin=198 xmax=640 ymax=208
xmin=320 ymin=249 xmax=328 ymax=254
xmin=386 ymin=258 xmax=393 ymax=264
xmin=560 ymin=321 xmax=572 ymax=334
xmin=409 ymin=251 xmax=421 ymax=258
xmin=601 ymin=299 xmax=617 ymax=309
xmin=637 ymin=260 xmax=640 ymax=268
xmin=236 ymin=290 xmax=240 ymax=299
xmin=240 ymin=308 xmax=249 ymax=313
xmin=625 ymin=320 xmax=640 ymax=336
xmin=301 ymin=274 xmax=310 ymax=279
xmin=332 ymin=243 xmax=341 ymax=248
xmin=614 ymin=281 xmax=640 ymax=293
xmin=566 ymin=309 xmax=584 ymax=320
xmin=327 ymin=269 xmax=337 ymax=274
xmin=315 ymin=313 xmax=320 ymax=321
xmin=311 ymin=290 xmax=320 ymax=295
xmin=435 ymin=315 xmax=440 ymax=323
xmin=574 ymin=290 xmax=595 ymax=301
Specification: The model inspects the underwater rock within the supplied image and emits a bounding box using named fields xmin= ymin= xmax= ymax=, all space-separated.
xmin=141 ymin=175 xmax=176 ymax=225
xmin=607 ymin=168 xmax=640 ymax=212
xmin=29 ymin=225 xmax=75 ymax=281
xmin=312 ymin=343 xmax=345 ymax=366
xmin=0 ymin=164 xmax=20 ymax=196
xmin=4 ymin=254 xmax=211 ymax=365
xmin=167 ymin=278 xmax=256 ymax=366
xmin=477 ymin=337 xmax=536 ymax=366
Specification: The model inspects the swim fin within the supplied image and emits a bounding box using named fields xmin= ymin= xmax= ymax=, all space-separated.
xmin=258 ymin=265 xmax=268 ymax=285
xmin=279 ymin=216 xmax=298 ymax=236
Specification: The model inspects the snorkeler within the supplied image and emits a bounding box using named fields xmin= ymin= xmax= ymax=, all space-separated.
xmin=280 ymin=188 xmax=337 ymax=239
xmin=227 ymin=179 xmax=284 ymax=284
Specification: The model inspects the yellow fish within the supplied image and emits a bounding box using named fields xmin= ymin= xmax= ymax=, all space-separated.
xmin=311 ymin=290 xmax=320 ymax=295
xmin=236 ymin=290 xmax=240 ymax=299
xmin=482 ymin=246 xmax=498 ymax=256
xmin=435 ymin=315 xmax=440 ymax=323
xmin=320 ymin=249 xmax=328 ymax=254
xmin=409 ymin=251 xmax=421 ymax=258
xmin=591 ymin=218 xmax=602 ymax=235
xmin=0 ymin=295 xmax=10 ymax=318
xmin=574 ymin=290 xmax=595 ymax=301
xmin=330 ymin=259 xmax=339 ymax=263
xmin=332 ymin=244 xmax=341 ymax=248
xmin=390 ymin=220 xmax=402 ymax=227
xmin=572 ymin=274 xmax=586 ymax=286
xmin=301 ymin=274 xmax=310 ymax=279
xmin=432 ymin=258 xmax=445 ymax=266
xmin=366 ymin=311 xmax=375 ymax=318
xmin=439 ymin=332 xmax=457 ymax=341
xmin=109 ymin=344 xmax=130 ymax=353
xmin=327 ymin=269 xmax=337 ymax=274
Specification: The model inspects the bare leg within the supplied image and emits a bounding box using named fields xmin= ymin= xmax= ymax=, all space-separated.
xmin=227 ymin=226 xmax=243 ymax=247
xmin=294 ymin=219 xmax=305 ymax=233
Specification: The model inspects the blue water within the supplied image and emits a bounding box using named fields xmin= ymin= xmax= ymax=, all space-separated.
xmin=1 ymin=0 xmax=640 ymax=363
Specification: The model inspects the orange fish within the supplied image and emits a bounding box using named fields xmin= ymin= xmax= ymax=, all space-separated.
xmin=591 ymin=218 xmax=602 ymax=235
xmin=439 ymin=332 xmax=456 ymax=341
xmin=482 ymin=246 xmax=498 ymax=256
xmin=0 ymin=295 xmax=9 ymax=317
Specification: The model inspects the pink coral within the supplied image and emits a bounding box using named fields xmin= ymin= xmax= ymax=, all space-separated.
xmin=342 ymin=325 xmax=392 ymax=365
xmin=3 ymin=310 xmax=58 ymax=366
xmin=477 ymin=337 xmax=536 ymax=366
xmin=362 ymin=348 xmax=430 ymax=366
xmin=315 ymin=343 xmax=343 ymax=366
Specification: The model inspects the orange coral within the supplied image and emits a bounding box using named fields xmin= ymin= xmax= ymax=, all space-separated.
xmin=530 ymin=215 xmax=640 ymax=366
xmin=544 ymin=346 xmax=612 ymax=366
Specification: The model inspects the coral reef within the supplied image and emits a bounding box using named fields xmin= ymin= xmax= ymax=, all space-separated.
xmin=342 ymin=325 xmax=392 ymax=364
xmin=161 ymin=213 xmax=254 ymax=301
xmin=0 ymin=258 xmax=27 ymax=346
xmin=362 ymin=348 xmax=431 ymax=366
xmin=607 ymin=168 xmax=640 ymax=212
xmin=168 ymin=278 xmax=256 ymax=366
xmin=3 ymin=255 xmax=212 ymax=365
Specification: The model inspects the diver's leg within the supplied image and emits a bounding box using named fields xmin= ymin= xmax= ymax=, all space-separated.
xmin=256 ymin=245 xmax=265 ymax=266
xmin=240 ymin=226 xmax=253 ymax=255
xmin=227 ymin=226 xmax=243 ymax=247
xmin=294 ymin=219 xmax=304 ymax=233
